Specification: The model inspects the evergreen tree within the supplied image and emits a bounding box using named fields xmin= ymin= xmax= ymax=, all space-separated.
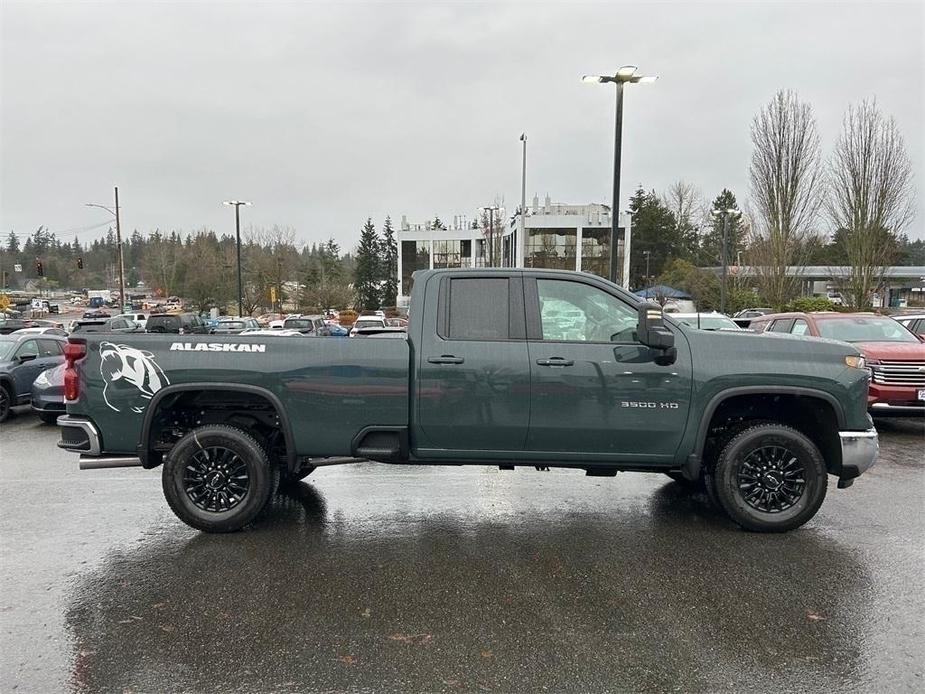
xmin=701 ymin=189 xmax=745 ymax=266
xmin=380 ymin=216 xmax=398 ymax=307
xmin=431 ymin=216 xmax=446 ymax=230
xmin=628 ymin=187 xmax=682 ymax=288
xmin=354 ymin=218 xmax=381 ymax=310
xmin=6 ymin=230 xmax=20 ymax=254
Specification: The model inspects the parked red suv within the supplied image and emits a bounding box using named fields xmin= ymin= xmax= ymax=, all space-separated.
xmin=752 ymin=312 xmax=925 ymax=417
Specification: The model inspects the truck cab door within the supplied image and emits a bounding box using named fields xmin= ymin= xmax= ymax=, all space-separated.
xmin=524 ymin=276 xmax=692 ymax=462
xmin=415 ymin=274 xmax=530 ymax=456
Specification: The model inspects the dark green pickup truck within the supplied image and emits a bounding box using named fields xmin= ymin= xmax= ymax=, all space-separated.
xmin=58 ymin=269 xmax=878 ymax=533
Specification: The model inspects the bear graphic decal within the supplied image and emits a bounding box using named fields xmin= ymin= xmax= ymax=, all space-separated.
xmin=99 ymin=342 xmax=169 ymax=413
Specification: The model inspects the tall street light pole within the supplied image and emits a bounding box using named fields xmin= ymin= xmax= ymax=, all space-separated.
xmin=223 ymin=200 xmax=252 ymax=317
xmin=711 ymin=207 xmax=740 ymax=314
xmin=519 ymin=133 xmax=527 ymax=269
xmin=582 ymin=66 xmax=657 ymax=287
xmin=643 ymin=250 xmax=651 ymax=296
xmin=85 ymin=186 xmax=126 ymax=310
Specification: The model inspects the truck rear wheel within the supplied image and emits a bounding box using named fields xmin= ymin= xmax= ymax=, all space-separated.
xmin=712 ymin=423 xmax=827 ymax=533
xmin=162 ymin=425 xmax=278 ymax=533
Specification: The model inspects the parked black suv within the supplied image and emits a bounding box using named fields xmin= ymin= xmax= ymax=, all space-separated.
xmin=145 ymin=313 xmax=209 ymax=334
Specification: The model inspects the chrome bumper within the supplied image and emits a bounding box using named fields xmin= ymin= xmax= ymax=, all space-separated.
xmin=56 ymin=415 xmax=101 ymax=456
xmin=870 ymin=403 xmax=925 ymax=417
xmin=838 ymin=429 xmax=879 ymax=485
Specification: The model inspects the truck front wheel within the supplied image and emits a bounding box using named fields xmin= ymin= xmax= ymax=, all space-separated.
xmin=712 ymin=423 xmax=827 ymax=533
xmin=162 ymin=425 xmax=279 ymax=533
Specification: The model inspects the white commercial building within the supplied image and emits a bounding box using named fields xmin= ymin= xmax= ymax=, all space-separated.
xmin=396 ymin=195 xmax=632 ymax=302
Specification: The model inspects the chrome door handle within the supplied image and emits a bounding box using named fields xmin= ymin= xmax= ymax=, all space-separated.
xmin=536 ymin=357 xmax=574 ymax=367
xmin=427 ymin=355 xmax=465 ymax=365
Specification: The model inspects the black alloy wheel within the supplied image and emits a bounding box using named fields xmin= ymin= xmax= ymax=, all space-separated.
xmin=183 ymin=446 xmax=250 ymax=512
xmin=712 ymin=423 xmax=827 ymax=533
xmin=735 ymin=445 xmax=806 ymax=513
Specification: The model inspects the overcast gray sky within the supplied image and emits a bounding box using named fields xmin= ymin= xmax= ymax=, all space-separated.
xmin=2 ymin=0 xmax=923 ymax=250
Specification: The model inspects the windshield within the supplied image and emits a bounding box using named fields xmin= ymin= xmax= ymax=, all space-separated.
xmin=354 ymin=320 xmax=383 ymax=329
xmin=816 ymin=316 xmax=919 ymax=343
xmin=0 ymin=340 xmax=15 ymax=360
xmin=673 ymin=315 xmax=741 ymax=331
xmin=218 ymin=321 xmax=246 ymax=330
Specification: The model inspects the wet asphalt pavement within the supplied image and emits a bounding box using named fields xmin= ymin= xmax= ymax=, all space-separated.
xmin=0 ymin=411 xmax=923 ymax=693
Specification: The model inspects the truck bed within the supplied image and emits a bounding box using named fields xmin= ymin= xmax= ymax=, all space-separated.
xmin=66 ymin=334 xmax=410 ymax=458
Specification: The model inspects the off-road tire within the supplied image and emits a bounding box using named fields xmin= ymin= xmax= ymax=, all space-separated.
xmin=162 ymin=425 xmax=278 ymax=533
xmin=713 ymin=423 xmax=827 ymax=533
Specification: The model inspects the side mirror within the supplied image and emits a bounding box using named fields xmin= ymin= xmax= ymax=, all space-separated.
xmin=637 ymin=302 xmax=677 ymax=365
xmin=17 ymin=353 xmax=37 ymax=364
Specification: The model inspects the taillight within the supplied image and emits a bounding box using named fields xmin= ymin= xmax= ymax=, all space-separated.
xmin=64 ymin=341 xmax=87 ymax=401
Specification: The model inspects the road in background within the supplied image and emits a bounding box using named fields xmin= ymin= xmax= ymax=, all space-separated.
xmin=1 ymin=412 xmax=922 ymax=693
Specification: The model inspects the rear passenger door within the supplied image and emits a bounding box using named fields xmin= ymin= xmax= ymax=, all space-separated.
xmin=416 ymin=274 xmax=530 ymax=455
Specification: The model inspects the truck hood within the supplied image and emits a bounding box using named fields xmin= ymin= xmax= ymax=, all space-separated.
xmin=850 ymin=341 xmax=925 ymax=360
xmin=681 ymin=324 xmax=862 ymax=363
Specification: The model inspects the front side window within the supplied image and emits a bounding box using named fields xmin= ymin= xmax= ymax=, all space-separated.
xmin=15 ymin=340 xmax=39 ymax=359
xmin=448 ymin=277 xmax=509 ymax=340
xmin=536 ymin=279 xmax=636 ymax=342
xmin=769 ymin=319 xmax=793 ymax=333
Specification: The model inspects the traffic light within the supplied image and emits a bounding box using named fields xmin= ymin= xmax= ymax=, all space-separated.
xmin=35 ymin=259 xmax=44 ymax=277
xmin=77 ymin=256 xmax=84 ymax=270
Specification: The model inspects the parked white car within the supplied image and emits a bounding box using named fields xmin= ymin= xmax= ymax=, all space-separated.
xmin=349 ymin=317 xmax=386 ymax=337
xmin=115 ymin=312 xmax=148 ymax=330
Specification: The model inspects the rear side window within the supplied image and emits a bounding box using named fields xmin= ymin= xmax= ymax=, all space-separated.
xmin=791 ymin=319 xmax=809 ymax=336
xmin=38 ymin=339 xmax=62 ymax=356
xmin=448 ymin=277 xmax=509 ymax=340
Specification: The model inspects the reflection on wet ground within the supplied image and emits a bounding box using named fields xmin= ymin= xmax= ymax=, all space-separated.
xmin=1 ymin=414 xmax=922 ymax=692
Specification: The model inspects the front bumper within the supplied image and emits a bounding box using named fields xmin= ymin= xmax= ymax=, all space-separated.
xmin=868 ymin=384 xmax=925 ymax=417
xmin=838 ymin=428 xmax=879 ymax=487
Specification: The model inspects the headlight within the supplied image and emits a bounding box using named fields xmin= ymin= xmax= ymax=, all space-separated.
xmin=844 ymin=355 xmax=866 ymax=370
xmin=34 ymin=369 xmax=49 ymax=386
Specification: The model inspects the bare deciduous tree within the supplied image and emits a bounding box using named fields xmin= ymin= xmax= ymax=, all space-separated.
xmin=747 ymin=90 xmax=824 ymax=308
xmin=662 ymin=180 xmax=702 ymax=257
xmin=828 ymin=99 xmax=915 ymax=309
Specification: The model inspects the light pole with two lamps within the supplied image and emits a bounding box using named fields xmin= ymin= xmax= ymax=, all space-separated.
xmin=581 ymin=66 xmax=657 ymax=287
xmin=223 ymin=200 xmax=252 ymax=317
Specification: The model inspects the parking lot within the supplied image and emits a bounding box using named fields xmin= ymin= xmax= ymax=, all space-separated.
xmin=0 ymin=410 xmax=922 ymax=693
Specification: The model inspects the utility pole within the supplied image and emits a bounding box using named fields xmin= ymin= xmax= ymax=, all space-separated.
xmin=643 ymin=250 xmax=651 ymax=297
xmin=114 ymin=187 xmax=126 ymax=311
